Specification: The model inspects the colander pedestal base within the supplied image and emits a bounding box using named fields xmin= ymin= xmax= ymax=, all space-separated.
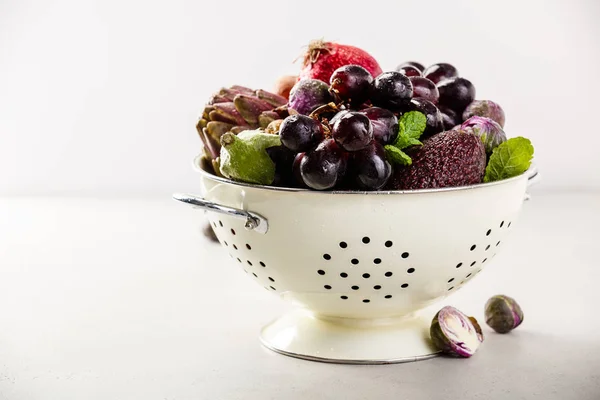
xmin=259 ymin=310 xmax=439 ymax=364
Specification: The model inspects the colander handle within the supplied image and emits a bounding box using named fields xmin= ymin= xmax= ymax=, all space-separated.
xmin=172 ymin=193 xmax=269 ymax=234
xmin=524 ymin=164 xmax=540 ymax=201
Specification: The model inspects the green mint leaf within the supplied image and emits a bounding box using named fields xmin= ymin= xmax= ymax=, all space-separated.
xmin=399 ymin=111 xmax=427 ymax=140
xmin=395 ymin=136 xmax=423 ymax=149
xmin=484 ymin=137 xmax=534 ymax=183
xmin=385 ymin=145 xmax=412 ymax=166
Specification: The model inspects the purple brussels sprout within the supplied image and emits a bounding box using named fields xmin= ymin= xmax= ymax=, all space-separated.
xmin=460 ymin=116 xmax=507 ymax=154
xmin=485 ymin=295 xmax=524 ymax=334
xmin=288 ymin=79 xmax=333 ymax=115
xmin=430 ymin=306 xmax=483 ymax=358
xmin=462 ymin=100 xmax=505 ymax=127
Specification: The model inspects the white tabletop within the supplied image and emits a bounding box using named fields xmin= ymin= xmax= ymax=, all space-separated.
xmin=1 ymin=192 xmax=599 ymax=400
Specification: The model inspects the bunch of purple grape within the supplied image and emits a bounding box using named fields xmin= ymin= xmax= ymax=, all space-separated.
xmin=277 ymin=62 xmax=476 ymax=191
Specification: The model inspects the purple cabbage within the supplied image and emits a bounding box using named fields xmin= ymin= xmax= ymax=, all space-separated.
xmin=460 ymin=116 xmax=507 ymax=154
xmin=462 ymin=100 xmax=505 ymax=127
xmin=485 ymin=295 xmax=524 ymax=334
xmin=288 ymin=79 xmax=333 ymax=115
xmin=430 ymin=306 xmax=483 ymax=357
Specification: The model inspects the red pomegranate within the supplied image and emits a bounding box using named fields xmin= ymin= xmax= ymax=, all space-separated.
xmin=299 ymin=39 xmax=383 ymax=83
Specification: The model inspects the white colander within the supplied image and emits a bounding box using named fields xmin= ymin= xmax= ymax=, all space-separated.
xmin=174 ymin=156 xmax=539 ymax=364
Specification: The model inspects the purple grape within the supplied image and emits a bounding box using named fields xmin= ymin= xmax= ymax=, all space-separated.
xmin=438 ymin=105 xmax=460 ymax=130
xmin=299 ymin=139 xmax=347 ymax=190
xmin=329 ymin=110 xmax=350 ymax=127
xmin=371 ymin=71 xmax=413 ymax=111
xmin=403 ymin=98 xmax=444 ymax=137
xmin=397 ymin=61 xmax=425 ymax=72
xmin=360 ymin=107 xmax=399 ymax=145
xmin=332 ymin=111 xmax=374 ymax=152
xmin=409 ymin=76 xmax=439 ymax=104
xmin=292 ymin=152 xmax=307 ymax=188
xmin=395 ymin=65 xmax=421 ymax=77
xmin=329 ymin=65 xmax=373 ymax=106
xmin=437 ymin=77 xmax=476 ymax=114
xmin=352 ymin=142 xmax=392 ymax=190
xmin=423 ymin=63 xmax=458 ymax=84
xmin=279 ymin=114 xmax=324 ymax=153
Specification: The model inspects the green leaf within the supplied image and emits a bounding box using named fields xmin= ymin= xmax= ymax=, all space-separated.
xmin=398 ymin=111 xmax=427 ymax=141
xmin=483 ymin=137 xmax=534 ymax=183
xmin=385 ymin=145 xmax=412 ymax=166
xmin=395 ymin=136 xmax=423 ymax=149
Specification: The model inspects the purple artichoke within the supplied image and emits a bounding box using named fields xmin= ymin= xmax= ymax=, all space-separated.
xmin=462 ymin=100 xmax=505 ymax=127
xmin=485 ymin=295 xmax=524 ymax=334
xmin=430 ymin=306 xmax=483 ymax=357
xmin=288 ymin=79 xmax=333 ymax=115
xmin=460 ymin=116 xmax=507 ymax=154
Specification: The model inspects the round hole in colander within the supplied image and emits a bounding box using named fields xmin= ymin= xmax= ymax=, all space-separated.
xmin=323 ymin=254 xmax=331 ymax=260
xmin=500 ymin=221 xmax=505 ymax=228
xmin=339 ymin=241 xmax=348 ymax=249
xmin=373 ymin=285 xmax=381 ymax=290
xmin=231 ymin=228 xmax=236 ymax=235
xmin=247 ymin=260 xmax=252 ymax=266
xmin=456 ymin=262 xmax=463 ymax=268
xmin=232 ymin=244 xmax=238 ymax=250
xmin=482 ymin=258 xmax=487 ymax=263
xmin=466 ymin=273 xmax=472 ymax=278
xmin=385 ymin=295 xmax=392 ymax=299
xmin=407 ymin=268 xmax=415 ymax=274
xmin=497 ymin=241 xmax=501 ymax=246
xmin=340 ymin=272 xmax=348 ymax=278
xmin=268 ymin=277 xmax=275 ymax=282
xmin=486 ymin=229 xmax=492 ymax=236
xmin=470 ymin=261 xmax=476 ymax=267
xmin=448 ymin=286 xmax=454 ymax=291
xmin=485 ymin=245 xmax=491 ymax=251
xmin=324 ymin=285 xmax=331 ymax=290
xmin=270 ymin=285 xmax=276 ymax=290
xmin=508 ymin=221 xmax=512 ymax=228
xmin=448 ymin=278 xmax=454 ymax=283
xmin=259 ymin=261 xmax=266 ymax=267
xmin=351 ymin=258 xmax=359 ymax=265
xmin=374 ymin=258 xmax=381 ymax=264
xmin=362 ymin=237 xmax=370 ymax=244
xmin=219 ymin=220 xmax=223 ymax=227
xmin=236 ymin=257 xmax=242 ymax=263
xmin=401 ymin=283 xmax=409 ymax=288
xmin=470 ymin=244 xmax=476 ymax=251
xmin=340 ymin=296 xmax=348 ymax=300
xmin=385 ymin=271 xmax=393 ymax=277
xmin=351 ymin=285 xmax=359 ymax=290
xmin=362 ymin=299 xmax=370 ymax=303
xmin=252 ymin=272 xmax=257 ymax=278
xmin=223 ymin=241 xmax=228 ymax=246
xmin=385 ymin=240 xmax=393 ymax=248
xmin=246 ymin=243 xmax=252 ymax=250
xmin=317 ymin=270 xmax=325 ymax=275
xmin=401 ymin=252 xmax=409 ymax=258
xmin=362 ymin=273 xmax=370 ymax=279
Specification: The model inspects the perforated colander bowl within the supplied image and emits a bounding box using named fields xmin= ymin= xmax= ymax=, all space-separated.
xmin=174 ymin=156 xmax=538 ymax=364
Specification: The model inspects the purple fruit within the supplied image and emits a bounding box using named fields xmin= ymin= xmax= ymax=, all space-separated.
xmin=409 ymin=76 xmax=439 ymax=104
xmin=332 ymin=111 xmax=374 ymax=152
xmin=430 ymin=306 xmax=483 ymax=358
xmin=462 ymin=100 xmax=506 ymax=127
xmin=288 ymin=79 xmax=333 ymax=115
xmin=397 ymin=61 xmax=425 ymax=72
xmin=279 ymin=114 xmax=324 ymax=152
xmin=439 ymin=105 xmax=460 ymax=130
xmin=329 ymin=65 xmax=373 ymax=106
xmin=352 ymin=142 xmax=392 ymax=190
xmin=423 ymin=63 xmax=458 ymax=84
xmin=360 ymin=107 xmax=399 ymax=145
xmin=403 ymin=98 xmax=444 ymax=137
xmin=437 ymin=77 xmax=476 ymax=114
xmin=371 ymin=71 xmax=413 ymax=111
xmin=299 ymin=139 xmax=347 ymax=190
xmin=395 ymin=64 xmax=421 ymax=77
